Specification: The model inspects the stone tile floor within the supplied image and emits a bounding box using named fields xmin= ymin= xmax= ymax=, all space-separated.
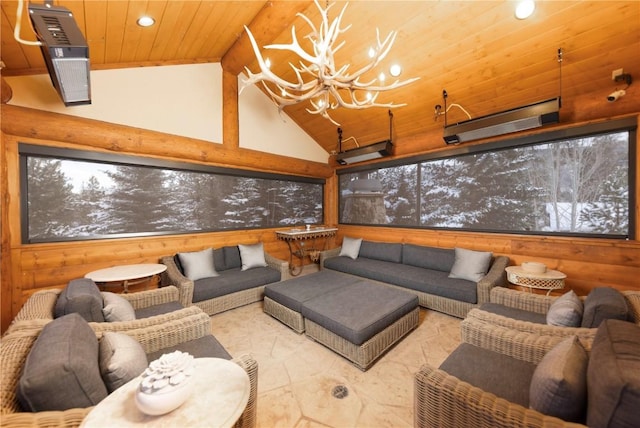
xmin=209 ymin=295 xmax=461 ymax=428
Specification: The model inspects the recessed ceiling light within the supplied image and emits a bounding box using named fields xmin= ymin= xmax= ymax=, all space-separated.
xmin=515 ymin=0 xmax=535 ymax=19
xmin=389 ymin=64 xmax=402 ymax=77
xmin=137 ymin=16 xmax=155 ymax=27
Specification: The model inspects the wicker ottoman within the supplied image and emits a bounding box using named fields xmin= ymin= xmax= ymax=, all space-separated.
xmin=264 ymin=270 xmax=361 ymax=333
xmin=302 ymin=280 xmax=419 ymax=370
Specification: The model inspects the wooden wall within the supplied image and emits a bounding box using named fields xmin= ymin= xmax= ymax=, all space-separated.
xmin=2 ymin=104 xmax=639 ymax=333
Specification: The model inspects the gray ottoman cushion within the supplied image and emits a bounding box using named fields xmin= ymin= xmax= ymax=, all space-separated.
xmin=301 ymin=281 xmax=418 ymax=345
xmin=54 ymin=278 xmax=105 ymax=322
xmin=265 ymin=271 xmax=361 ymax=312
xmin=479 ymin=302 xmax=547 ymax=324
xmin=17 ymin=313 xmax=108 ymax=411
xmin=440 ymin=343 xmax=536 ymax=408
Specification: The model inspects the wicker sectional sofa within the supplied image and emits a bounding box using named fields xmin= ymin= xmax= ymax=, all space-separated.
xmin=320 ymin=240 xmax=509 ymax=318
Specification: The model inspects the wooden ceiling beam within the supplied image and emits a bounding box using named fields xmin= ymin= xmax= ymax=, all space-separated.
xmin=221 ymin=1 xmax=311 ymax=76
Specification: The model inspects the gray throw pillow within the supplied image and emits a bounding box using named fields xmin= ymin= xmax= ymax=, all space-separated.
xmin=529 ymin=336 xmax=588 ymax=422
xmin=101 ymin=292 xmax=136 ymax=322
xmin=339 ymin=236 xmax=362 ymax=260
xmin=239 ymin=242 xmax=268 ymax=271
xmin=17 ymin=313 xmax=108 ymax=411
xmin=581 ymin=287 xmax=629 ymax=328
xmin=99 ymin=332 xmax=148 ymax=393
xmin=448 ymin=247 xmax=493 ymax=282
xmin=546 ymin=290 xmax=583 ymax=327
xmin=177 ymin=248 xmax=218 ymax=280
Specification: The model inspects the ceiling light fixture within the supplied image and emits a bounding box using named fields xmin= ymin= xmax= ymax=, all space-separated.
xmin=241 ymin=0 xmax=419 ymax=126
xmin=515 ymin=0 xmax=536 ymax=19
xmin=137 ymin=16 xmax=155 ymax=27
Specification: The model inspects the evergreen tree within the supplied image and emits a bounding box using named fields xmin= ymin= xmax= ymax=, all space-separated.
xmin=26 ymin=158 xmax=76 ymax=240
xmin=74 ymin=175 xmax=108 ymax=236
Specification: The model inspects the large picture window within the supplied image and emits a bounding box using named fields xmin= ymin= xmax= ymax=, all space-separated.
xmin=339 ymin=119 xmax=636 ymax=238
xmin=21 ymin=145 xmax=324 ymax=243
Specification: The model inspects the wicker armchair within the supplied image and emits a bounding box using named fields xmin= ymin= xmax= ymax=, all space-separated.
xmin=161 ymin=250 xmax=289 ymax=315
xmin=5 ymin=285 xmax=203 ymax=336
xmin=414 ymin=327 xmax=591 ymax=428
xmin=461 ymin=287 xmax=640 ymax=346
xmin=1 ymin=311 xmax=258 ymax=428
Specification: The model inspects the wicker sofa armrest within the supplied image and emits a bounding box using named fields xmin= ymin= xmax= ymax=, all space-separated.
xmin=160 ymin=255 xmax=195 ymax=307
xmin=120 ymin=285 xmax=180 ymax=309
xmin=476 ymin=255 xmax=509 ymax=305
xmin=490 ymin=286 xmax=556 ymax=313
xmin=464 ymin=307 xmax=599 ymax=345
xmin=460 ymin=313 xmax=595 ymax=364
xmin=414 ymin=364 xmax=585 ymax=428
xmin=623 ymin=290 xmax=640 ymax=323
xmin=319 ymin=246 xmax=342 ymax=269
xmin=12 ymin=288 xmax=61 ymax=322
xmin=265 ymin=252 xmax=291 ymax=281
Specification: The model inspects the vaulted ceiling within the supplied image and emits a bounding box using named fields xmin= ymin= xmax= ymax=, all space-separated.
xmin=2 ymin=1 xmax=639 ymax=156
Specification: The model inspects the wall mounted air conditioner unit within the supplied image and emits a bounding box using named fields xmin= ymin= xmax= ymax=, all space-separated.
xmin=28 ymin=3 xmax=91 ymax=106
xmin=443 ymin=97 xmax=560 ymax=145
xmin=336 ymin=140 xmax=394 ymax=165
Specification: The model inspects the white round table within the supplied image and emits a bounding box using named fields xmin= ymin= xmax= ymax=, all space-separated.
xmin=85 ymin=264 xmax=167 ymax=293
xmin=506 ymin=266 xmax=566 ymax=295
xmin=81 ymin=357 xmax=250 ymax=428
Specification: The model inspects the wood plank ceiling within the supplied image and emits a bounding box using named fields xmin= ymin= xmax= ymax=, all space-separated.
xmin=2 ymin=1 xmax=639 ymax=156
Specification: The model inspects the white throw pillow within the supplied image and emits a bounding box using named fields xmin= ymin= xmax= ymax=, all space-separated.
xmin=99 ymin=332 xmax=148 ymax=393
xmin=339 ymin=236 xmax=362 ymax=260
xmin=102 ymin=292 xmax=136 ymax=322
xmin=448 ymin=247 xmax=493 ymax=282
xmin=177 ymin=248 xmax=218 ymax=280
xmin=238 ymin=242 xmax=268 ymax=271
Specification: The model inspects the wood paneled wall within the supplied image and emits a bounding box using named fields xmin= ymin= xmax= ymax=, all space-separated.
xmin=1 ymin=104 xmax=639 ymax=333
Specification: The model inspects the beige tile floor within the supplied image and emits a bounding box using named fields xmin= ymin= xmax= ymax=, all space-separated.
xmin=209 ymin=278 xmax=461 ymax=428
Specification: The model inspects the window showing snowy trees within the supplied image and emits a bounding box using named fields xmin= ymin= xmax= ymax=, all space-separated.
xmin=21 ymin=146 xmax=324 ymax=243
xmin=339 ymin=127 xmax=632 ymax=238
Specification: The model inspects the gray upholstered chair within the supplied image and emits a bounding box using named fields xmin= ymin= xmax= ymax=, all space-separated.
xmin=1 ymin=310 xmax=258 ymax=428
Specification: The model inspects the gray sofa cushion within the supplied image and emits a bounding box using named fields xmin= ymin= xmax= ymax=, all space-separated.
xmin=581 ymin=287 xmax=629 ymax=328
xmin=439 ymin=342 xmax=536 ymax=408
xmin=448 ymin=247 xmax=493 ymax=282
xmin=212 ymin=248 xmax=226 ymax=271
xmin=101 ymin=292 xmax=136 ymax=322
xmin=324 ymin=256 xmax=478 ymax=304
xmin=147 ymin=334 xmax=231 ymax=362
xmin=223 ymin=245 xmax=242 ymax=270
xmin=99 ymin=332 xmax=148 ymax=393
xmin=301 ymin=281 xmax=418 ymax=345
xmin=239 ymin=242 xmax=268 ymax=271
xmin=178 ymin=248 xmax=218 ymax=280
xmin=54 ymin=278 xmax=105 ymax=322
xmin=339 ymin=236 xmax=362 ymax=259
xmin=479 ymin=302 xmax=547 ymax=324
xmin=402 ymin=244 xmax=455 ymax=272
xmin=265 ymin=270 xmax=361 ymax=312
xmin=192 ymin=267 xmax=280 ymax=303
xmin=134 ymin=301 xmax=184 ymax=319
xmin=17 ymin=313 xmax=108 ymax=411
xmin=358 ymin=241 xmax=403 ymax=263
xmin=587 ymin=319 xmax=640 ymax=428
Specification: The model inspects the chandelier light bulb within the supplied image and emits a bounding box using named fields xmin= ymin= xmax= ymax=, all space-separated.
xmin=379 ymin=72 xmax=386 ymax=82
xmin=515 ymin=0 xmax=535 ymax=19
xmin=368 ymin=47 xmax=376 ymax=58
xmin=264 ymin=58 xmax=271 ymax=69
xmin=389 ymin=64 xmax=402 ymax=77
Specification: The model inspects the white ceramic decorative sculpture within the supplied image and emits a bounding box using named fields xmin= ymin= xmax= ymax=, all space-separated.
xmin=134 ymin=351 xmax=195 ymax=416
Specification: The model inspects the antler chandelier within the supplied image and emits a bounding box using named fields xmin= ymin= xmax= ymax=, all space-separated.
xmin=241 ymin=0 xmax=419 ymax=126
